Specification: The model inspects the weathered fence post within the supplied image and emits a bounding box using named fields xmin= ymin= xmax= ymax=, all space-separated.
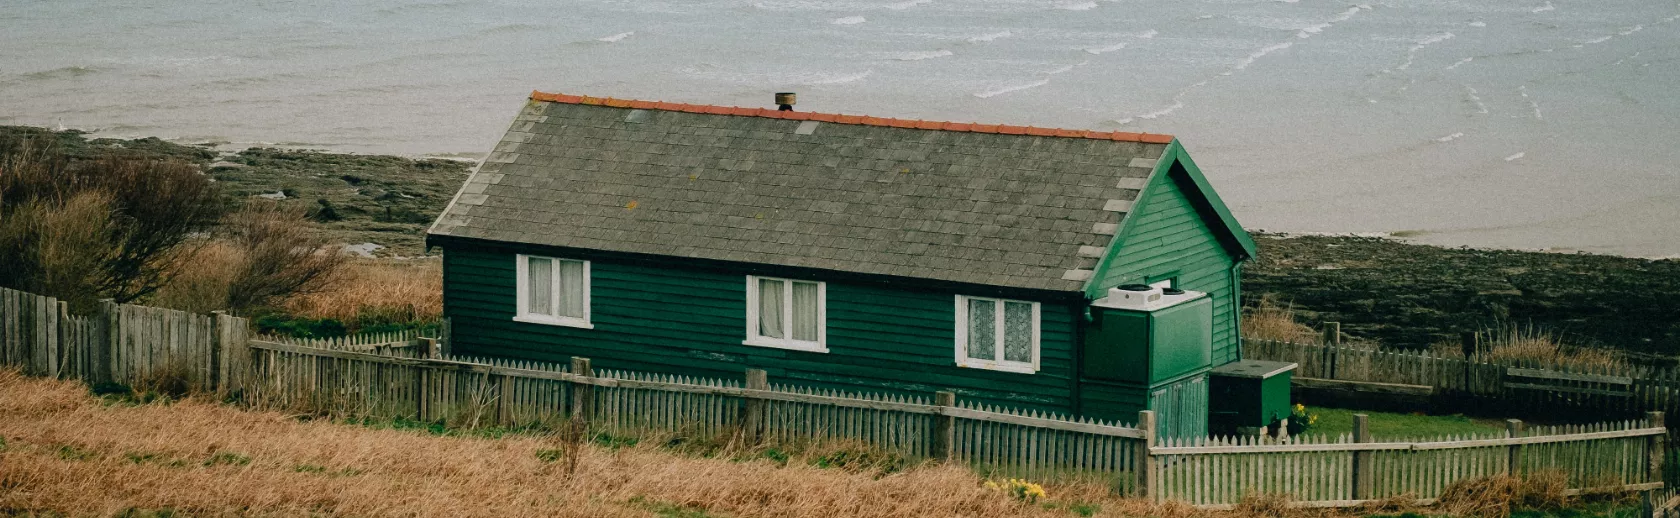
xmin=933 ymin=391 xmax=956 ymax=460
xmin=421 ymin=337 xmax=440 ymax=359
xmin=497 ymin=372 xmax=515 ymax=427
xmin=213 ymin=311 xmax=248 ymax=397
xmin=570 ymin=357 xmax=594 ymax=424
xmin=742 ymin=368 xmax=767 ymax=443
xmin=1323 ymin=322 xmax=1341 ymax=379
xmin=1352 ymin=414 xmax=1372 ymax=500
xmin=1137 ymin=410 xmax=1157 ymax=501
xmin=52 ymin=301 xmax=69 ymax=378
xmin=94 ymin=299 xmax=117 ymax=385
xmin=1506 ymin=419 xmax=1525 ymax=476
xmin=1646 ymin=411 xmax=1665 ymax=518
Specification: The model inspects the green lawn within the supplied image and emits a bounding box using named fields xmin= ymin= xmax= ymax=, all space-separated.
xmin=1297 ymin=406 xmax=1512 ymax=440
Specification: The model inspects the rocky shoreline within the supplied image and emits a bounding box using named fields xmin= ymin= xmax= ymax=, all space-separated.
xmin=6 ymin=126 xmax=1675 ymax=361
xmin=1244 ymin=233 xmax=1680 ymax=362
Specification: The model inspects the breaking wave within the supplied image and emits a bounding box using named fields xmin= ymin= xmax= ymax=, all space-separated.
xmin=966 ymin=30 xmax=1013 ymax=43
xmin=1436 ymin=132 xmax=1465 ymax=142
xmin=802 ymin=69 xmax=873 ymax=85
xmin=888 ymin=49 xmax=953 ymax=60
xmin=1228 ymin=42 xmax=1293 ymax=73
xmin=1085 ymin=42 xmax=1129 ymax=54
xmin=597 ymin=31 xmax=634 ymax=42
xmin=832 ymin=16 xmax=866 ymax=25
xmin=1054 ymin=1 xmax=1098 ymax=10
xmin=885 ymin=0 xmax=932 ymax=9
xmin=973 ymin=79 xmax=1049 ymax=98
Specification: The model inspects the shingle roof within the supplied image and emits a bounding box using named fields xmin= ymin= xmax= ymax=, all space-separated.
xmin=429 ymin=91 xmax=1172 ymax=293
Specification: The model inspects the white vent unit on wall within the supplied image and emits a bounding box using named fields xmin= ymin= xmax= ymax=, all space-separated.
xmin=1093 ymin=284 xmax=1206 ymax=312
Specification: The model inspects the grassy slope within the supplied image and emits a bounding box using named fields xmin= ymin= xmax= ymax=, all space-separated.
xmin=1244 ymin=234 xmax=1680 ymax=360
xmin=0 ymin=371 xmax=1637 ymax=518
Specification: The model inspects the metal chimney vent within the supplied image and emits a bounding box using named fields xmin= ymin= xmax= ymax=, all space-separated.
xmin=775 ymin=92 xmax=796 ymax=111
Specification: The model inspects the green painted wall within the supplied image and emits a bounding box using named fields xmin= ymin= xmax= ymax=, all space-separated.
xmin=1092 ymin=163 xmax=1242 ymax=365
xmin=442 ymin=242 xmax=1082 ymax=412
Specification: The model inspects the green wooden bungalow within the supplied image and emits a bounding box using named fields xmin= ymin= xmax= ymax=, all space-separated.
xmin=427 ymin=91 xmax=1259 ymax=437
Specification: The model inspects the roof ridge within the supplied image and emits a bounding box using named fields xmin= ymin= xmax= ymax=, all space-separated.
xmin=529 ymin=90 xmax=1175 ymax=144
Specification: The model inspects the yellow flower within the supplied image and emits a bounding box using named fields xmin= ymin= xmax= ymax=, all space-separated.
xmin=1293 ymin=403 xmax=1305 ymax=413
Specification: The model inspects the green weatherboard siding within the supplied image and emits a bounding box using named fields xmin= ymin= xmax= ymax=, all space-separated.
xmin=442 ymin=242 xmax=1082 ymax=412
xmin=1090 ymin=145 xmax=1244 ymax=366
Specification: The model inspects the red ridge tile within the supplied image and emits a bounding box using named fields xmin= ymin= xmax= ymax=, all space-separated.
xmin=528 ymin=90 xmax=1175 ymax=144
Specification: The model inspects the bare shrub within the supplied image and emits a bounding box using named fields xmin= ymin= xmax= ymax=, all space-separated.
xmin=0 ymin=136 xmax=224 ymax=309
xmin=1242 ymin=295 xmax=1319 ymax=344
xmin=220 ymin=201 xmax=346 ymax=313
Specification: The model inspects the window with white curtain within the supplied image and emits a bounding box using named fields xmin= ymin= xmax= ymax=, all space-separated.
xmin=514 ymin=254 xmax=592 ymax=328
xmin=954 ymin=295 xmax=1039 ymax=373
xmin=744 ymin=275 xmax=826 ymax=352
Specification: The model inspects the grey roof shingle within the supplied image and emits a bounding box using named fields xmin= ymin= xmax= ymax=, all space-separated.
xmin=430 ymin=100 xmax=1168 ymax=292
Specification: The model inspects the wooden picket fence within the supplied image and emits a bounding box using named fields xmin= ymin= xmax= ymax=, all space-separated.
xmin=1246 ymin=337 xmax=1680 ymax=416
xmin=245 ymin=339 xmax=1149 ymax=488
xmin=1151 ymin=417 xmax=1666 ymax=508
xmin=0 ymin=286 xmax=1667 ymax=509
xmin=0 ymin=287 xmax=247 ymax=392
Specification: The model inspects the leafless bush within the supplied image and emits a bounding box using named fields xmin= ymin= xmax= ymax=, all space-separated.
xmin=220 ymin=201 xmax=346 ymax=313
xmin=0 ymin=136 xmax=223 ymax=309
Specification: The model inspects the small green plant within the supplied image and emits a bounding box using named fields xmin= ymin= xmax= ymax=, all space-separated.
xmin=983 ymin=478 xmax=1047 ymax=504
xmin=203 ymin=451 xmax=251 ymax=467
xmin=0 ymin=436 xmax=7 ymax=452
xmin=293 ymin=464 xmax=328 ymax=474
xmin=255 ymin=313 xmax=348 ymax=338
xmin=1285 ymin=403 xmax=1318 ymax=436
xmin=535 ymin=449 xmax=565 ymax=463
xmin=125 ymin=452 xmax=162 ymax=464
xmin=57 ymin=445 xmax=97 ymax=461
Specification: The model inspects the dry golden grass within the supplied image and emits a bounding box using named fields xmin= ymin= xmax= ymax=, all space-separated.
xmin=1435 ymin=470 xmax=1578 ymax=518
xmin=1242 ymin=295 xmax=1320 ymax=344
xmin=283 ymin=258 xmax=442 ymax=324
xmin=1430 ymin=325 xmax=1624 ymax=371
xmin=147 ymin=240 xmax=244 ymax=314
xmin=0 ymin=369 xmax=1184 ymax=518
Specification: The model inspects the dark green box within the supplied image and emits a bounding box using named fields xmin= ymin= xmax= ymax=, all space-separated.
xmin=1081 ymin=295 xmax=1213 ymax=385
xmin=1209 ymin=359 xmax=1296 ymax=434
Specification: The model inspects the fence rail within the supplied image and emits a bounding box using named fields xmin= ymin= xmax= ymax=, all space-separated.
xmin=1246 ymin=338 xmax=1680 ymax=417
xmin=1152 ymin=417 xmax=1665 ymax=508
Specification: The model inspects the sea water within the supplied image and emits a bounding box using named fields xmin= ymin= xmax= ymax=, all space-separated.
xmin=2 ymin=0 xmax=1677 ymax=257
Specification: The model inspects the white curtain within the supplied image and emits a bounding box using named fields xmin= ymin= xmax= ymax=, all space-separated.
xmin=527 ymin=256 xmax=553 ymax=316
xmin=758 ymin=278 xmax=784 ymax=339
xmin=791 ymin=281 xmax=818 ymax=342
xmin=966 ymin=298 xmax=994 ymax=361
xmin=1003 ymin=301 xmax=1033 ymax=362
xmin=557 ymin=260 xmax=586 ymax=318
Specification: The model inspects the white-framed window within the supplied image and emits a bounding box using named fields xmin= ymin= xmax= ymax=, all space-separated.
xmin=954 ymin=295 xmax=1040 ymax=374
xmin=744 ymin=275 xmax=827 ymax=353
xmin=1149 ymin=278 xmax=1176 ymax=290
xmin=514 ymin=254 xmax=593 ymax=329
